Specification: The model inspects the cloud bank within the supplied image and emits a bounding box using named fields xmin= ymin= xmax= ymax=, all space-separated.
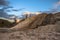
xmin=0 ymin=0 xmax=9 ymax=6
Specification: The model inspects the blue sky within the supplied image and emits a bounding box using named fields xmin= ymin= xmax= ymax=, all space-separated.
xmin=8 ymin=0 xmax=59 ymax=16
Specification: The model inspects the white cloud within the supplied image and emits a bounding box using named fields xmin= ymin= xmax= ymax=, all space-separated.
xmin=54 ymin=1 xmax=60 ymax=9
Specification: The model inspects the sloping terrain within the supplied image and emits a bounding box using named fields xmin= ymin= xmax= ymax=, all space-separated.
xmin=0 ymin=13 xmax=60 ymax=40
xmin=10 ymin=13 xmax=56 ymax=30
xmin=10 ymin=14 xmax=39 ymax=30
xmin=10 ymin=14 xmax=48 ymax=30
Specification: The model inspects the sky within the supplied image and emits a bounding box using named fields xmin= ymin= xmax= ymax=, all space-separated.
xmin=8 ymin=0 xmax=60 ymax=16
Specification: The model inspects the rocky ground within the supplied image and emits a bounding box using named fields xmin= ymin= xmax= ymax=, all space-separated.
xmin=0 ymin=13 xmax=60 ymax=40
xmin=0 ymin=24 xmax=60 ymax=40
